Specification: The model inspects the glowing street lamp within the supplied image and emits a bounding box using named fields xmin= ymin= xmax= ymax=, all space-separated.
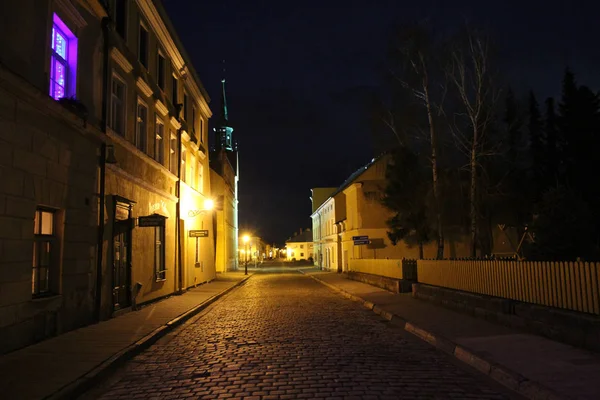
xmin=243 ymin=234 xmax=250 ymax=275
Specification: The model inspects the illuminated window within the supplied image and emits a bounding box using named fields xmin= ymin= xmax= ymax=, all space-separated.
xmin=110 ymin=74 xmax=126 ymax=135
xmin=138 ymin=23 xmax=148 ymax=68
xmin=169 ymin=132 xmax=177 ymax=174
xmin=33 ymin=208 xmax=56 ymax=296
xmin=155 ymin=116 xmax=164 ymax=164
xmin=136 ymin=100 xmax=148 ymax=152
xmin=49 ymin=14 xmax=78 ymax=100
xmin=155 ymin=225 xmax=166 ymax=281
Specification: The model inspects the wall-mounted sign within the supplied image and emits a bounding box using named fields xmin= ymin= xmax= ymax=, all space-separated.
xmin=138 ymin=215 xmax=166 ymax=227
xmin=189 ymin=229 xmax=209 ymax=238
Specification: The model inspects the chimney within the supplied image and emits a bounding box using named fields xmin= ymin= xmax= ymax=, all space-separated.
xmin=299 ymin=228 xmax=303 ymax=235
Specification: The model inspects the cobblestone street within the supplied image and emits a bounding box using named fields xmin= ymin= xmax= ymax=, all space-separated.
xmin=90 ymin=272 xmax=519 ymax=399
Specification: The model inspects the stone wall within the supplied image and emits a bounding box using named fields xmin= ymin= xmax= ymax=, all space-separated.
xmin=0 ymin=66 xmax=102 ymax=354
xmin=347 ymin=271 xmax=415 ymax=293
xmin=412 ymin=283 xmax=600 ymax=352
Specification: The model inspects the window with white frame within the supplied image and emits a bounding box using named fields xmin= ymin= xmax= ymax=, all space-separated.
xmin=169 ymin=131 xmax=177 ymax=174
xmin=155 ymin=225 xmax=166 ymax=281
xmin=198 ymin=163 xmax=203 ymax=193
xmin=136 ymin=100 xmax=148 ymax=152
xmin=110 ymin=74 xmax=126 ymax=135
xmin=49 ymin=13 xmax=78 ymax=100
xmin=32 ymin=208 xmax=57 ymax=296
xmin=155 ymin=116 xmax=164 ymax=164
xmin=190 ymin=154 xmax=196 ymax=188
xmin=181 ymin=147 xmax=186 ymax=182
xmin=138 ymin=23 xmax=148 ymax=68
xmin=157 ymin=52 xmax=166 ymax=90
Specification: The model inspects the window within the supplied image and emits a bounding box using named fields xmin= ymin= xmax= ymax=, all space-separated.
xmin=136 ymin=100 xmax=148 ymax=152
xmin=181 ymin=147 xmax=186 ymax=182
xmin=155 ymin=116 xmax=164 ymax=164
xmin=110 ymin=74 xmax=126 ymax=135
xmin=171 ymin=75 xmax=178 ymax=105
xmin=190 ymin=155 xmax=196 ymax=188
xmin=200 ymin=119 xmax=204 ymax=143
xmin=183 ymin=92 xmax=188 ymax=120
xmin=138 ymin=23 xmax=148 ymax=68
xmin=198 ymin=164 xmax=203 ymax=193
xmin=49 ymin=14 xmax=78 ymax=100
xmin=169 ymin=132 xmax=177 ymax=174
xmin=33 ymin=208 xmax=56 ymax=296
xmin=192 ymin=105 xmax=197 ymax=134
xmin=300 ymin=245 xmax=304 ymax=249
xmin=301 ymin=253 xmax=304 ymax=257
xmin=114 ymin=0 xmax=127 ymax=39
xmin=155 ymin=226 xmax=166 ymax=281
xmin=157 ymin=53 xmax=165 ymax=90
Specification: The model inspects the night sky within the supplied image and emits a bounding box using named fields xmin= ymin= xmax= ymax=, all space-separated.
xmin=163 ymin=0 xmax=600 ymax=245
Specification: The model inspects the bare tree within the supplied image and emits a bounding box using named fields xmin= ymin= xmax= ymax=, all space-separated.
xmin=388 ymin=23 xmax=446 ymax=259
xmin=446 ymin=28 xmax=500 ymax=257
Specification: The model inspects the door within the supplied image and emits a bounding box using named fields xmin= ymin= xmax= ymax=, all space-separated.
xmin=113 ymin=221 xmax=131 ymax=310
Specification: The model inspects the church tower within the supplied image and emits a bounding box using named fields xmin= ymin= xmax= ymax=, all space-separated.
xmin=210 ymin=64 xmax=239 ymax=272
xmin=216 ymin=77 xmax=234 ymax=151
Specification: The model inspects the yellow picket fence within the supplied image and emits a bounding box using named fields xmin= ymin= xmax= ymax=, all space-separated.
xmin=349 ymin=259 xmax=404 ymax=279
xmin=417 ymin=260 xmax=600 ymax=315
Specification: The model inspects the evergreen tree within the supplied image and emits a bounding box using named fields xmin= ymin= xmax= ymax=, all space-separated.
xmin=528 ymin=91 xmax=545 ymax=201
xmin=544 ymin=97 xmax=559 ymax=185
xmin=381 ymin=147 xmax=433 ymax=259
xmin=504 ymin=88 xmax=522 ymax=166
xmin=557 ymin=68 xmax=578 ymax=183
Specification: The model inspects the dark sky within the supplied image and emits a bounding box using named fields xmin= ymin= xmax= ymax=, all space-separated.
xmin=163 ymin=0 xmax=600 ymax=245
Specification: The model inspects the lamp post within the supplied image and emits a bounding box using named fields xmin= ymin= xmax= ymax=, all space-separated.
xmin=243 ymin=234 xmax=250 ymax=275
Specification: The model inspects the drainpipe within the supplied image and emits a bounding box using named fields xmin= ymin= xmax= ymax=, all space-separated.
xmin=176 ymin=119 xmax=183 ymax=293
xmin=95 ymin=16 xmax=111 ymax=321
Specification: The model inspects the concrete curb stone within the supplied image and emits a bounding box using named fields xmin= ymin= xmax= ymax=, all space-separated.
xmin=305 ymin=272 xmax=567 ymax=400
xmin=46 ymin=274 xmax=254 ymax=400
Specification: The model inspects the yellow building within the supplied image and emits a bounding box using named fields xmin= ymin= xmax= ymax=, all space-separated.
xmin=285 ymin=229 xmax=313 ymax=261
xmin=239 ymin=235 xmax=266 ymax=265
xmin=99 ymin=0 xmax=215 ymax=317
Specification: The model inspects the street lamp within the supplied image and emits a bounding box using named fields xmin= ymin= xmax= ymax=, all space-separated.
xmin=243 ymin=234 xmax=250 ymax=275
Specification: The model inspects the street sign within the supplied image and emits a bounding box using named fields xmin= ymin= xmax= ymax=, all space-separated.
xmin=352 ymin=235 xmax=369 ymax=241
xmin=353 ymin=239 xmax=370 ymax=245
xmin=138 ymin=215 xmax=165 ymax=227
xmin=189 ymin=229 xmax=209 ymax=238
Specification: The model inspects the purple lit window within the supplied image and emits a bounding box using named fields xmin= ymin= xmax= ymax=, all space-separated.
xmin=49 ymin=14 xmax=78 ymax=100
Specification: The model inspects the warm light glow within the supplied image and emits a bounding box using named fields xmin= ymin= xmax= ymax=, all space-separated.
xmin=203 ymin=198 xmax=214 ymax=211
xmin=243 ymin=235 xmax=250 ymax=243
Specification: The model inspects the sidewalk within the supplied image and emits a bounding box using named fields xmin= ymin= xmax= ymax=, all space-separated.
xmin=304 ymin=271 xmax=600 ymax=400
xmin=0 ymin=272 xmax=252 ymax=400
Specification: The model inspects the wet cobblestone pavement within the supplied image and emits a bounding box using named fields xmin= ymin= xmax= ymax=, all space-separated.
xmin=93 ymin=272 xmax=518 ymax=399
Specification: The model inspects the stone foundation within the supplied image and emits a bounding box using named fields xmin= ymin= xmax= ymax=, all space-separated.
xmin=412 ymin=283 xmax=600 ymax=352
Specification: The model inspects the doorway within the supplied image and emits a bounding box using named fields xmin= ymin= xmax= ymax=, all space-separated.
xmin=113 ymin=220 xmax=131 ymax=310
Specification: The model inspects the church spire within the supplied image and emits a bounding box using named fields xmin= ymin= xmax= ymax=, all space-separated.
xmin=216 ymin=60 xmax=234 ymax=152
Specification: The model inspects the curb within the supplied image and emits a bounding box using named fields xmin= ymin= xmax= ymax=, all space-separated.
xmin=305 ymin=273 xmax=565 ymax=400
xmin=46 ymin=274 xmax=253 ymax=400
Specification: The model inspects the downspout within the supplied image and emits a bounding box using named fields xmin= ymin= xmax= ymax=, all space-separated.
xmin=95 ymin=16 xmax=111 ymax=321
xmin=176 ymin=123 xmax=183 ymax=293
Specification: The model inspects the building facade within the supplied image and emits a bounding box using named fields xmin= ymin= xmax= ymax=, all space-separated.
xmin=285 ymin=229 xmax=313 ymax=261
xmin=0 ymin=0 xmax=216 ymax=353
xmin=210 ymin=77 xmax=239 ymax=273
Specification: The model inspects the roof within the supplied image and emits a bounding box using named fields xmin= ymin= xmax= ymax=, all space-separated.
xmin=286 ymin=230 xmax=313 ymax=243
xmin=310 ymin=154 xmax=385 ymax=216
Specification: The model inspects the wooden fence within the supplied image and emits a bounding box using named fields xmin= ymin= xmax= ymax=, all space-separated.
xmin=417 ymin=260 xmax=600 ymax=315
xmin=348 ymin=259 xmax=404 ymax=279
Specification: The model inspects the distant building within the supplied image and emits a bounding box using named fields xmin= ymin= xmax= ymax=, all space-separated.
xmin=239 ymin=235 xmax=266 ymax=264
xmin=210 ymin=75 xmax=239 ymax=272
xmin=285 ymin=229 xmax=313 ymax=261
